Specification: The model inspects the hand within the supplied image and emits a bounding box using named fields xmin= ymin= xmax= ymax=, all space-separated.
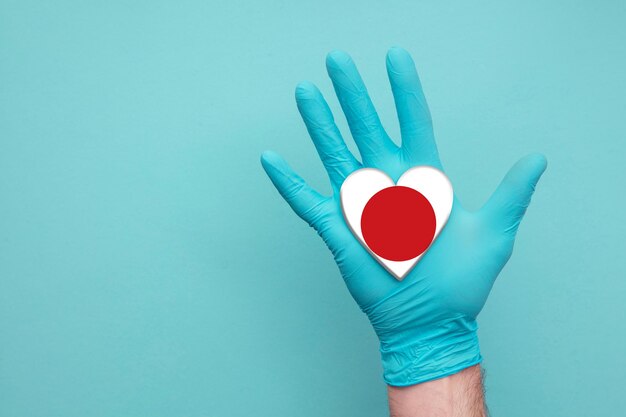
xmin=261 ymin=47 xmax=547 ymax=386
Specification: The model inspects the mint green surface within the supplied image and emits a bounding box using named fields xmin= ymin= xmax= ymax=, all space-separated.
xmin=1 ymin=1 xmax=624 ymax=416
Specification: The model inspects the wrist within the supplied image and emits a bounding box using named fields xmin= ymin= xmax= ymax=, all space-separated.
xmin=379 ymin=316 xmax=482 ymax=386
xmin=387 ymin=364 xmax=487 ymax=417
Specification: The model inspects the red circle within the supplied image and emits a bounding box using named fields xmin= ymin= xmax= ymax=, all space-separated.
xmin=361 ymin=186 xmax=436 ymax=261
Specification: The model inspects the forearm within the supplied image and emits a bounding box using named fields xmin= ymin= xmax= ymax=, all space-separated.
xmin=387 ymin=364 xmax=487 ymax=417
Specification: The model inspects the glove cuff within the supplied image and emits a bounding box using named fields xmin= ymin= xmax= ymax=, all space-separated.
xmin=379 ymin=316 xmax=482 ymax=386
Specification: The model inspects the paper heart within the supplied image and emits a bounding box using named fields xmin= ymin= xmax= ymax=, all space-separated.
xmin=340 ymin=167 xmax=453 ymax=280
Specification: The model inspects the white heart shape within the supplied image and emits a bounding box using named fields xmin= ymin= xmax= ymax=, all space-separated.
xmin=340 ymin=166 xmax=453 ymax=281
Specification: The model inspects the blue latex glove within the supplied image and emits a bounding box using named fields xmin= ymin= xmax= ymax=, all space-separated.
xmin=261 ymin=48 xmax=547 ymax=386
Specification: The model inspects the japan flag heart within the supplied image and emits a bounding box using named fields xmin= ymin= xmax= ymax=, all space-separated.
xmin=340 ymin=167 xmax=453 ymax=280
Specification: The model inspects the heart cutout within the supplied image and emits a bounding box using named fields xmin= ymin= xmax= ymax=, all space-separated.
xmin=340 ymin=167 xmax=453 ymax=280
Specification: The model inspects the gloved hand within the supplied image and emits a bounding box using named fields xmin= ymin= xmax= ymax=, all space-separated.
xmin=261 ymin=47 xmax=547 ymax=386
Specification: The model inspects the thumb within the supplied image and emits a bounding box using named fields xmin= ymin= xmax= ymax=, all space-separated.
xmin=482 ymin=153 xmax=548 ymax=235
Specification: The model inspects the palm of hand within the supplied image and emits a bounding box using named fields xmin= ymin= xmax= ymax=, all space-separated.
xmin=261 ymin=48 xmax=546 ymax=345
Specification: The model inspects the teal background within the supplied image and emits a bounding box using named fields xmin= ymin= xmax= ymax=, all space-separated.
xmin=1 ymin=1 xmax=624 ymax=416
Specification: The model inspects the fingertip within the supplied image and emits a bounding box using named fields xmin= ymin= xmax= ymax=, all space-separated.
xmin=325 ymin=49 xmax=352 ymax=70
xmin=522 ymin=152 xmax=548 ymax=179
xmin=294 ymin=80 xmax=320 ymax=100
xmin=531 ymin=152 xmax=548 ymax=171
xmin=386 ymin=47 xmax=421 ymax=92
xmin=260 ymin=150 xmax=280 ymax=169
xmin=386 ymin=46 xmax=413 ymax=67
xmin=483 ymin=153 xmax=549 ymax=229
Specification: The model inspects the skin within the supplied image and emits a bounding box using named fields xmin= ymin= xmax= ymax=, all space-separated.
xmin=387 ymin=365 xmax=487 ymax=417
